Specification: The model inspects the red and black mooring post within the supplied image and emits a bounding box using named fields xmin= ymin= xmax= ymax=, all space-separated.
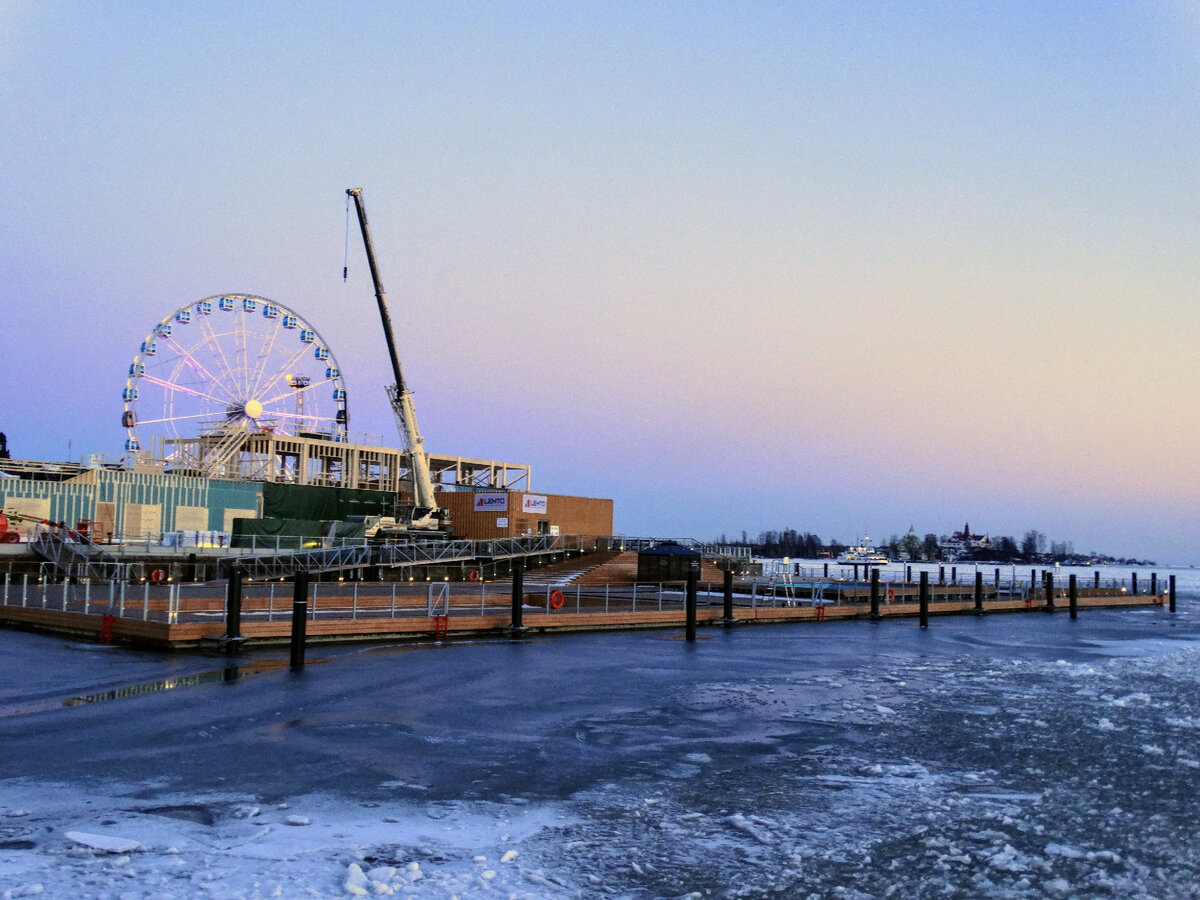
xmin=722 ymin=569 xmax=735 ymax=626
xmin=685 ymin=566 xmax=698 ymax=642
xmin=290 ymin=570 xmax=309 ymax=670
xmin=225 ymin=567 xmax=243 ymax=643
xmin=510 ymin=557 xmax=525 ymax=632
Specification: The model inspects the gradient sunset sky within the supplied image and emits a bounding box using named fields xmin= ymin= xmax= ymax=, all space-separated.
xmin=1 ymin=2 xmax=1197 ymax=562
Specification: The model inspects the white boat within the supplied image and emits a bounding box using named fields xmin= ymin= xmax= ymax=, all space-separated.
xmin=837 ymin=539 xmax=889 ymax=565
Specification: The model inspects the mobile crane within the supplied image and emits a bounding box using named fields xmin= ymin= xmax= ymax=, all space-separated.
xmin=346 ymin=188 xmax=449 ymax=536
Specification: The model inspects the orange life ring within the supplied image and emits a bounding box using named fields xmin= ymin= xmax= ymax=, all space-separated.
xmin=886 ymin=587 xmax=895 ymax=602
xmin=150 ymin=568 xmax=166 ymax=583
xmin=468 ymin=569 xmax=479 ymax=582
xmin=549 ymin=589 xmax=565 ymax=610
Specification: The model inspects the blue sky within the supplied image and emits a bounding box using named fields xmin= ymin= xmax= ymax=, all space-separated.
xmin=1 ymin=2 xmax=1198 ymax=561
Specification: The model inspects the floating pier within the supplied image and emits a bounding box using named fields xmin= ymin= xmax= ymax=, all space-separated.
xmin=0 ymin=552 xmax=1171 ymax=650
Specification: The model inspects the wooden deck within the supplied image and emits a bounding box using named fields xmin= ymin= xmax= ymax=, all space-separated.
xmin=0 ymin=587 xmax=1165 ymax=650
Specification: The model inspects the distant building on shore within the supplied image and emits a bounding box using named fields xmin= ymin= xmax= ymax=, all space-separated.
xmin=940 ymin=522 xmax=990 ymax=560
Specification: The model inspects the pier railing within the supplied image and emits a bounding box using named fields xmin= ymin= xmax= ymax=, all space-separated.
xmin=0 ymin=570 xmax=1168 ymax=627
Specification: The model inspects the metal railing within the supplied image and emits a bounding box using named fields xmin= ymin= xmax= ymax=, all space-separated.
xmin=1 ymin=570 xmax=1165 ymax=629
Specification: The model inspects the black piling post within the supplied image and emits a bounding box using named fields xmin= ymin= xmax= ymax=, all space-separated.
xmin=1131 ymin=571 xmax=1138 ymax=596
xmin=510 ymin=557 xmax=525 ymax=632
xmin=225 ymin=568 xmax=243 ymax=643
xmin=951 ymin=566 xmax=957 ymax=585
xmin=1068 ymin=573 xmax=1077 ymax=620
xmin=823 ymin=563 xmax=828 ymax=578
xmin=994 ymin=567 xmax=1000 ymax=588
xmin=852 ymin=563 xmax=859 ymax=581
xmin=1094 ymin=571 xmax=1100 ymax=589
xmin=186 ymin=552 xmax=197 ymax=583
xmin=1150 ymin=572 xmax=1157 ymax=599
xmin=722 ymin=569 xmax=735 ymax=626
xmin=938 ymin=565 xmax=945 ymax=584
xmin=974 ymin=570 xmax=983 ymax=615
xmin=685 ymin=567 xmax=698 ymax=642
xmin=1170 ymin=574 xmax=1177 ymax=613
xmin=870 ymin=568 xmax=880 ymax=619
xmin=906 ymin=565 xmax=912 ymax=583
xmin=1044 ymin=571 xmax=1055 ymax=610
xmin=919 ymin=571 xmax=929 ymax=628
xmin=290 ymin=571 xmax=309 ymax=670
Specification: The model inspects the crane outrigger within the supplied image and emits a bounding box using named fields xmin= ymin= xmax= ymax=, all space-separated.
xmin=346 ymin=188 xmax=448 ymax=535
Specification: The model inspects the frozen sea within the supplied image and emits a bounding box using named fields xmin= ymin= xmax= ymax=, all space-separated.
xmin=0 ymin=565 xmax=1198 ymax=899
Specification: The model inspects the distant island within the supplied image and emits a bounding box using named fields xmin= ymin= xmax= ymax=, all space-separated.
xmin=716 ymin=523 xmax=1155 ymax=567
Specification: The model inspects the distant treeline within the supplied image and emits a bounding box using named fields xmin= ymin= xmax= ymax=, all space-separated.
xmin=716 ymin=528 xmax=1152 ymax=565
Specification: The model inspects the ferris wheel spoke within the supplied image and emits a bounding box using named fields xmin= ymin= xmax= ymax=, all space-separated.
xmin=248 ymin=316 xmax=286 ymax=399
xmin=194 ymin=307 xmax=241 ymax=399
xmin=157 ymin=335 xmax=240 ymax=404
xmin=134 ymin=411 xmax=232 ymax=426
xmin=256 ymin=342 xmax=322 ymax=400
xmin=138 ymin=373 xmax=232 ymax=405
xmin=265 ymin=410 xmax=340 ymax=423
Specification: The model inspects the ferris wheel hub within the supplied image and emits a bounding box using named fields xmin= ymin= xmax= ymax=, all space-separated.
xmin=244 ymin=399 xmax=263 ymax=420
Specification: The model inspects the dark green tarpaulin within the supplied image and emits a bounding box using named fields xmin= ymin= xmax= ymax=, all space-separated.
xmin=261 ymin=483 xmax=399 ymax=521
xmin=230 ymin=516 xmax=369 ymax=550
xmin=230 ymin=517 xmax=325 ymax=550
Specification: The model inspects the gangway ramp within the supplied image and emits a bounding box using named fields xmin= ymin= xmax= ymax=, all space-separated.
xmin=220 ymin=534 xmax=573 ymax=580
xmin=30 ymin=526 xmax=121 ymax=582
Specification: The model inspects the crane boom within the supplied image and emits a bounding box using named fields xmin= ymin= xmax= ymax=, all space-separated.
xmin=346 ymin=188 xmax=440 ymax=517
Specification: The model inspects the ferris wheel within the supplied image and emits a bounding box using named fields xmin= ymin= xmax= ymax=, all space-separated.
xmin=122 ymin=293 xmax=349 ymax=457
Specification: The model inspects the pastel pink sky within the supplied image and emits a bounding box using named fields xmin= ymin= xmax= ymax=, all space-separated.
xmin=1 ymin=2 xmax=1196 ymax=561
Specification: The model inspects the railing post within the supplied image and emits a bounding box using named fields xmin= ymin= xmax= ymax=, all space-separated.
xmin=291 ymin=571 xmax=309 ymax=670
xmin=1069 ymin=573 xmax=1078 ymax=619
xmin=143 ymin=580 xmax=150 ymax=619
xmin=919 ymin=571 xmax=929 ymax=628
